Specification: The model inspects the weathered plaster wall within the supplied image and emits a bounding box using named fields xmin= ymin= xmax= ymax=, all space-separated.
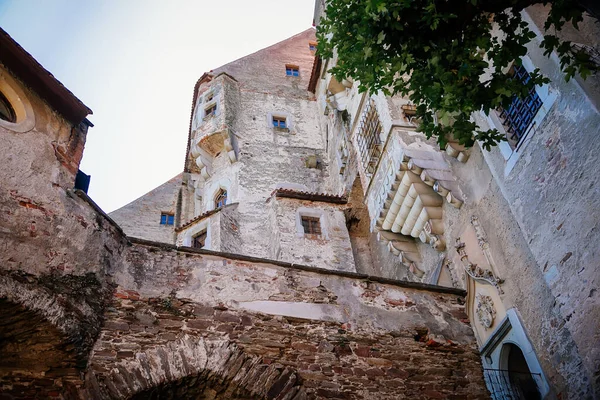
xmin=470 ymin=16 xmax=600 ymax=394
xmin=0 ymin=64 xmax=124 ymax=397
xmin=271 ymin=197 xmax=356 ymax=272
xmin=109 ymin=174 xmax=181 ymax=243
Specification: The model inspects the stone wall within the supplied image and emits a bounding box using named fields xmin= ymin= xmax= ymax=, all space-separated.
xmin=84 ymin=240 xmax=488 ymax=399
xmin=270 ymin=197 xmax=356 ymax=272
xmin=110 ymin=174 xmax=181 ymax=243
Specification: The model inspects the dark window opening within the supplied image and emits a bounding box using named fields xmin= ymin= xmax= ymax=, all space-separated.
xmin=215 ymin=189 xmax=227 ymax=208
xmin=204 ymin=93 xmax=214 ymax=103
xmin=272 ymin=116 xmax=287 ymax=129
xmin=193 ymin=230 xmax=207 ymax=248
xmin=0 ymin=91 xmax=16 ymax=123
xmin=285 ymin=65 xmax=299 ymax=77
xmin=301 ymin=216 xmax=322 ymax=235
xmin=499 ymin=65 xmax=543 ymax=147
xmin=204 ymin=104 xmax=217 ymax=118
xmin=160 ymin=213 xmax=174 ymax=225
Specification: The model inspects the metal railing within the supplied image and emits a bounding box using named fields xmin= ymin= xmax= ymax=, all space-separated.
xmin=483 ymin=368 xmax=542 ymax=400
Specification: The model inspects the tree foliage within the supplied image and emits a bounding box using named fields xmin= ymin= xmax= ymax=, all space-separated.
xmin=316 ymin=0 xmax=597 ymax=149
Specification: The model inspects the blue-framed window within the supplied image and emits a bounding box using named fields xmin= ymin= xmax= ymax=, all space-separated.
xmin=499 ymin=65 xmax=543 ymax=145
xmin=285 ymin=65 xmax=299 ymax=77
xmin=272 ymin=116 xmax=287 ymax=129
xmin=309 ymin=42 xmax=317 ymax=52
xmin=160 ymin=213 xmax=174 ymax=225
xmin=215 ymin=189 xmax=227 ymax=208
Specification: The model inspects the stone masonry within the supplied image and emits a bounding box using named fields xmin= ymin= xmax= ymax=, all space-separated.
xmin=0 ymin=26 xmax=489 ymax=399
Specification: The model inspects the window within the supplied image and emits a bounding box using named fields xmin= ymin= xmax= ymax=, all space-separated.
xmin=356 ymin=100 xmax=383 ymax=177
xmin=499 ymin=65 xmax=543 ymax=148
xmin=272 ymin=116 xmax=287 ymax=129
xmin=160 ymin=213 xmax=174 ymax=225
xmin=301 ymin=216 xmax=321 ymax=235
xmin=0 ymin=91 xmax=16 ymax=123
xmin=204 ymin=92 xmax=214 ymax=103
xmin=215 ymin=188 xmax=227 ymax=208
xmin=204 ymin=103 xmax=217 ymax=118
xmin=309 ymin=42 xmax=317 ymax=52
xmin=285 ymin=65 xmax=299 ymax=77
xmin=192 ymin=230 xmax=207 ymax=248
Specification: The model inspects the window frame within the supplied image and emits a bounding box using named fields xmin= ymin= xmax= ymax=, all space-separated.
xmin=204 ymin=103 xmax=217 ymax=119
xmin=356 ymin=99 xmax=383 ymax=179
xmin=192 ymin=229 xmax=208 ymax=249
xmin=485 ymin=56 xmax=557 ymax=176
xmin=301 ymin=215 xmax=322 ymax=235
xmin=214 ymin=188 xmax=227 ymax=208
xmin=296 ymin=208 xmax=328 ymax=239
xmin=160 ymin=212 xmax=174 ymax=225
xmin=272 ymin=116 xmax=287 ymax=129
xmin=285 ymin=64 xmax=300 ymax=77
xmin=0 ymin=91 xmax=16 ymax=123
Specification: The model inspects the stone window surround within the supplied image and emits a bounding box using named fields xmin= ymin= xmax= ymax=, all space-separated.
xmin=296 ymin=207 xmax=329 ymax=239
xmin=266 ymin=111 xmax=293 ymax=132
xmin=182 ymin=221 xmax=212 ymax=250
xmin=484 ymin=56 xmax=558 ymax=176
xmin=206 ymin=179 xmax=231 ymax=212
xmin=480 ymin=308 xmax=550 ymax=397
xmin=0 ymin=70 xmax=35 ymax=133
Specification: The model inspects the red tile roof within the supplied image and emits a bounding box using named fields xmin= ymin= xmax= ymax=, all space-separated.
xmin=272 ymin=188 xmax=347 ymax=204
xmin=0 ymin=28 xmax=92 ymax=126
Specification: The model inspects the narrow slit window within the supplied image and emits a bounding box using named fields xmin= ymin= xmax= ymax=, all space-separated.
xmin=215 ymin=189 xmax=227 ymax=208
xmin=160 ymin=213 xmax=174 ymax=225
xmin=272 ymin=116 xmax=287 ymax=129
xmin=301 ymin=216 xmax=321 ymax=235
xmin=204 ymin=92 xmax=214 ymax=103
xmin=285 ymin=65 xmax=299 ymax=77
xmin=192 ymin=230 xmax=207 ymax=248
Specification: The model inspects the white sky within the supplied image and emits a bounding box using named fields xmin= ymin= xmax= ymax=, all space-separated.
xmin=0 ymin=0 xmax=315 ymax=212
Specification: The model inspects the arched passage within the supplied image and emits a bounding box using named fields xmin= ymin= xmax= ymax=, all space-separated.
xmin=0 ymin=272 xmax=108 ymax=399
xmin=85 ymin=335 xmax=305 ymax=400
xmin=0 ymin=298 xmax=82 ymax=398
xmin=502 ymin=343 xmax=541 ymax=400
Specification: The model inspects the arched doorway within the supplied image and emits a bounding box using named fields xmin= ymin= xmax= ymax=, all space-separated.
xmin=503 ymin=343 xmax=541 ymax=400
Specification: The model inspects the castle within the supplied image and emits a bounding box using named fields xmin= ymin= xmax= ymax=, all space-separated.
xmin=0 ymin=2 xmax=598 ymax=399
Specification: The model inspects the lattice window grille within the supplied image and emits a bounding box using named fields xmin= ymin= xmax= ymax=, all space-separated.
xmin=499 ymin=65 xmax=543 ymax=145
xmin=356 ymin=100 xmax=383 ymax=178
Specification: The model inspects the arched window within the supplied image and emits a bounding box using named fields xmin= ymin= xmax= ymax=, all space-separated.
xmin=0 ymin=91 xmax=16 ymax=123
xmin=215 ymin=189 xmax=227 ymax=208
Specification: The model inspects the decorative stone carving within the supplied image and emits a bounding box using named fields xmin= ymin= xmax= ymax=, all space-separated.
xmin=455 ymin=238 xmax=504 ymax=294
xmin=471 ymin=215 xmax=489 ymax=250
xmin=475 ymin=294 xmax=496 ymax=329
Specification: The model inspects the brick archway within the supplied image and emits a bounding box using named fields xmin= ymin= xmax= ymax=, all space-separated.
xmin=0 ymin=272 xmax=108 ymax=399
xmin=84 ymin=336 xmax=305 ymax=400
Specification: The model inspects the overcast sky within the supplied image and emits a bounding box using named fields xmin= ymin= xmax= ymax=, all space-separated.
xmin=0 ymin=0 xmax=315 ymax=212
